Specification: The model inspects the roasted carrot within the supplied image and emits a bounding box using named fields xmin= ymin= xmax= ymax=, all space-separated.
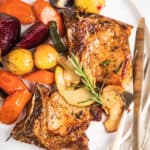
xmin=32 ymin=0 xmax=65 ymax=36
xmin=0 ymin=70 xmax=27 ymax=94
xmin=0 ymin=89 xmax=32 ymax=124
xmin=0 ymin=0 xmax=36 ymax=24
xmin=0 ymin=0 xmax=6 ymax=4
xmin=23 ymin=70 xmax=55 ymax=84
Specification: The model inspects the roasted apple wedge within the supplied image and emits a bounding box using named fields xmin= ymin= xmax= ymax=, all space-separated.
xmin=55 ymin=66 xmax=94 ymax=107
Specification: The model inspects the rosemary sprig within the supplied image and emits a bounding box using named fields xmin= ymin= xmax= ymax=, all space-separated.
xmin=68 ymin=54 xmax=102 ymax=105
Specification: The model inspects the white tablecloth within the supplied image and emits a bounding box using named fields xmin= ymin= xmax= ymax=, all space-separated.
xmin=135 ymin=0 xmax=150 ymax=31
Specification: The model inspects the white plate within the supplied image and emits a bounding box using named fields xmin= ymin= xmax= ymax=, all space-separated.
xmin=0 ymin=0 xmax=144 ymax=150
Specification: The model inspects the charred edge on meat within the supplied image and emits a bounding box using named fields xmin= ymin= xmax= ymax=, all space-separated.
xmin=11 ymin=86 xmax=44 ymax=147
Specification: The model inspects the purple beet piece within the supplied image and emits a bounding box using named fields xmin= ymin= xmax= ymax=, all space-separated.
xmin=0 ymin=13 xmax=21 ymax=55
xmin=16 ymin=22 xmax=49 ymax=49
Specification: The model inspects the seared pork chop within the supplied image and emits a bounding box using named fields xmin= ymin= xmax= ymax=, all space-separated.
xmin=63 ymin=9 xmax=132 ymax=88
xmin=11 ymin=84 xmax=102 ymax=150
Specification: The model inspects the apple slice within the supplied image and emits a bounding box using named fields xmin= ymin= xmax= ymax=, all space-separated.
xmin=55 ymin=66 xmax=94 ymax=107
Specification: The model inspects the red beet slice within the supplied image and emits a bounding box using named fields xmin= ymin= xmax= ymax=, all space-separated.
xmin=16 ymin=22 xmax=49 ymax=49
xmin=0 ymin=13 xmax=21 ymax=55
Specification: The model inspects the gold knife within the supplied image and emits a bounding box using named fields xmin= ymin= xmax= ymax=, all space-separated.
xmin=133 ymin=18 xmax=145 ymax=150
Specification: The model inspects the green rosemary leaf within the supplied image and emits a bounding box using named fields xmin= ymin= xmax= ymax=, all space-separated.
xmin=77 ymin=98 xmax=93 ymax=104
xmin=69 ymin=53 xmax=102 ymax=105
xmin=100 ymin=60 xmax=111 ymax=68
xmin=113 ymin=62 xmax=123 ymax=74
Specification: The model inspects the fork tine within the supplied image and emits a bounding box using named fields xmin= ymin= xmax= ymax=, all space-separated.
xmin=141 ymin=105 xmax=150 ymax=149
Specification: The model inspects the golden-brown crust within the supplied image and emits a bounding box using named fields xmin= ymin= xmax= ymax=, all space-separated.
xmin=101 ymin=85 xmax=125 ymax=132
xmin=11 ymin=85 xmax=102 ymax=149
xmin=64 ymin=11 xmax=132 ymax=88
xmin=47 ymin=92 xmax=91 ymax=136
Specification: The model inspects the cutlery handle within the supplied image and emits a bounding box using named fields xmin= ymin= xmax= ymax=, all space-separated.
xmin=110 ymin=110 xmax=128 ymax=150
xmin=133 ymin=18 xmax=145 ymax=150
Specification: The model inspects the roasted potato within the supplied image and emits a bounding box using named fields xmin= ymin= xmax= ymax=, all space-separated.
xmin=75 ymin=0 xmax=105 ymax=14
xmin=34 ymin=44 xmax=58 ymax=69
xmin=3 ymin=48 xmax=34 ymax=75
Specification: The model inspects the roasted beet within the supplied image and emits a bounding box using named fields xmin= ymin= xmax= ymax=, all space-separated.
xmin=90 ymin=105 xmax=103 ymax=121
xmin=0 ymin=13 xmax=21 ymax=56
xmin=16 ymin=22 xmax=49 ymax=49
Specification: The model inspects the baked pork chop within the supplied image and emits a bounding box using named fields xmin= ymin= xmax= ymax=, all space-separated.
xmin=63 ymin=9 xmax=132 ymax=88
xmin=11 ymin=84 xmax=102 ymax=150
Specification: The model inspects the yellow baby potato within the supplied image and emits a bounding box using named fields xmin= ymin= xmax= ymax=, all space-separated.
xmin=3 ymin=48 xmax=34 ymax=75
xmin=75 ymin=0 xmax=105 ymax=14
xmin=34 ymin=44 xmax=58 ymax=69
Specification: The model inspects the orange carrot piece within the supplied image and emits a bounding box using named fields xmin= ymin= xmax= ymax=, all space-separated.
xmin=0 ymin=89 xmax=32 ymax=124
xmin=0 ymin=0 xmax=36 ymax=24
xmin=32 ymin=0 xmax=65 ymax=36
xmin=24 ymin=70 xmax=55 ymax=84
xmin=0 ymin=70 xmax=27 ymax=94
xmin=0 ymin=0 xmax=6 ymax=4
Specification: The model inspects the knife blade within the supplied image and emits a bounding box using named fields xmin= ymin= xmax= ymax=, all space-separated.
xmin=133 ymin=18 xmax=145 ymax=150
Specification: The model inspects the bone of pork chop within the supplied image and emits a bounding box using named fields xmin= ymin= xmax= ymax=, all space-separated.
xmin=11 ymin=84 xmax=102 ymax=150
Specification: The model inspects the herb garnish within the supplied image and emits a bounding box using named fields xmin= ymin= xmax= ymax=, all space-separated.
xmin=69 ymin=54 xmax=102 ymax=105
xmin=113 ymin=62 xmax=123 ymax=74
xmin=100 ymin=60 xmax=111 ymax=68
